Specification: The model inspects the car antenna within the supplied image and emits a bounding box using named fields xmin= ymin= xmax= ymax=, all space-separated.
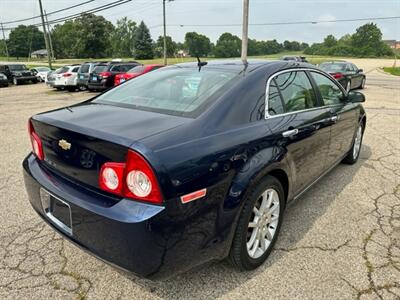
xmin=196 ymin=56 xmax=207 ymax=72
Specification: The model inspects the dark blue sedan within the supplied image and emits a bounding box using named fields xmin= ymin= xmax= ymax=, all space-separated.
xmin=23 ymin=60 xmax=366 ymax=279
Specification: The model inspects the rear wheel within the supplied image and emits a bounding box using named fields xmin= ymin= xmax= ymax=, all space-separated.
xmin=229 ymin=176 xmax=284 ymax=270
xmin=345 ymin=80 xmax=351 ymax=93
xmin=343 ymin=122 xmax=364 ymax=164
xmin=13 ymin=77 xmax=19 ymax=85
xmin=32 ymin=78 xmax=38 ymax=84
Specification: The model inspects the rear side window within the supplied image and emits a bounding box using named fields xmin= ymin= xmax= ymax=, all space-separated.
xmin=80 ymin=64 xmax=90 ymax=73
xmin=310 ymin=72 xmax=344 ymax=105
xmin=128 ymin=65 xmax=145 ymax=73
xmin=267 ymin=79 xmax=285 ymax=115
xmin=273 ymin=71 xmax=317 ymax=113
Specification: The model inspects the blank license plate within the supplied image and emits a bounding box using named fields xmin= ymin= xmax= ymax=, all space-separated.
xmin=40 ymin=188 xmax=72 ymax=235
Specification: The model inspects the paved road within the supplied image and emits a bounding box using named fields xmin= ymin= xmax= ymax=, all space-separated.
xmin=0 ymin=62 xmax=399 ymax=299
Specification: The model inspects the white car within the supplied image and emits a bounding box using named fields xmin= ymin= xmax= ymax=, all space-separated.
xmin=50 ymin=65 xmax=80 ymax=91
xmin=30 ymin=67 xmax=51 ymax=82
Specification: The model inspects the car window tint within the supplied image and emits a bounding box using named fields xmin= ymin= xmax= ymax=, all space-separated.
xmin=128 ymin=65 xmax=145 ymax=73
xmin=80 ymin=64 xmax=90 ymax=73
xmin=268 ymin=79 xmax=285 ymax=115
xmin=93 ymin=65 xmax=107 ymax=73
xmin=72 ymin=67 xmax=80 ymax=72
xmin=311 ymin=72 xmax=344 ymax=105
xmin=94 ymin=67 xmax=237 ymax=117
xmin=274 ymin=71 xmax=317 ymax=112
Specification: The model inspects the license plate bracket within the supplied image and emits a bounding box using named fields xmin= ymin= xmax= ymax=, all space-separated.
xmin=40 ymin=188 xmax=73 ymax=236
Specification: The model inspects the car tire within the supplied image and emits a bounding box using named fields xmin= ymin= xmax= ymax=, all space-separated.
xmin=67 ymin=87 xmax=76 ymax=92
xmin=228 ymin=175 xmax=285 ymax=271
xmin=32 ymin=79 xmax=38 ymax=84
xmin=78 ymin=85 xmax=87 ymax=91
xmin=342 ymin=122 xmax=364 ymax=165
xmin=13 ymin=77 xmax=19 ymax=85
xmin=359 ymin=77 xmax=366 ymax=89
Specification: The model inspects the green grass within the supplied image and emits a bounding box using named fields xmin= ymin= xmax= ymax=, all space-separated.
xmin=383 ymin=67 xmax=400 ymax=76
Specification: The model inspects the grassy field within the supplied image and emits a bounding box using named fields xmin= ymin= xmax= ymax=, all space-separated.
xmin=0 ymin=51 xmax=395 ymax=69
xmin=383 ymin=67 xmax=400 ymax=76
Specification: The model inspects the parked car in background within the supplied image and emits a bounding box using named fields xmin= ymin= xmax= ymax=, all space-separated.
xmin=0 ymin=64 xmax=37 ymax=85
xmin=77 ymin=62 xmax=105 ymax=91
xmin=88 ymin=62 xmax=139 ymax=91
xmin=0 ymin=73 xmax=8 ymax=87
xmin=114 ymin=64 xmax=164 ymax=86
xmin=49 ymin=65 xmax=81 ymax=91
xmin=281 ymin=56 xmax=308 ymax=62
xmin=31 ymin=67 xmax=51 ymax=82
xmin=319 ymin=61 xmax=366 ymax=92
xmin=24 ymin=60 xmax=366 ymax=279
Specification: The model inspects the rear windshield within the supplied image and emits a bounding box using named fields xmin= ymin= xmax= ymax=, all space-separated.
xmin=128 ymin=65 xmax=145 ymax=73
xmin=320 ymin=63 xmax=346 ymax=72
xmin=80 ymin=64 xmax=90 ymax=73
xmin=110 ymin=64 xmax=136 ymax=72
xmin=93 ymin=65 xmax=108 ymax=73
xmin=56 ymin=66 xmax=69 ymax=74
xmin=9 ymin=64 xmax=28 ymax=71
xmin=93 ymin=67 xmax=237 ymax=117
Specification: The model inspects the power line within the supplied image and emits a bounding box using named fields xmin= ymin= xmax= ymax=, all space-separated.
xmin=1 ymin=0 xmax=96 ymax=25
xmin=2 ymin=0 xmax=133 ymax=31
xmin=151 ymin=16 xmax=400 ymax=28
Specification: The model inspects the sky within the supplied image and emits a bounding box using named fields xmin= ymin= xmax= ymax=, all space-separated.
xmin=1 ymin=0 xmax=399 ymax=43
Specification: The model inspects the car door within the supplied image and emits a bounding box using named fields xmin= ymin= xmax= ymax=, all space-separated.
xmin=309 ymin=71 xmax=358 ymax=166
xmin=266 ymin=70 xmax=331 ymax=194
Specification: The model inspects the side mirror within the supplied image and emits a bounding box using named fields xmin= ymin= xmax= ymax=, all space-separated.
xmin=347 ymin=91 xmax=365 ymax=103
xmin=357 ymin=69 xmax=363 ymax=73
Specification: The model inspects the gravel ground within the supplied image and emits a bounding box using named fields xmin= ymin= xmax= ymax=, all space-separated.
xmin=0 ymin=59 xmax=399 ymax=299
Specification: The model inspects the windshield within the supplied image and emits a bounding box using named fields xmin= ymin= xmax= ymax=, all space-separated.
xmin=9 ymin=64 xmax=28 ymax=71
xmin=94 ymin=67 xmax=237 ymax=117
xmin=320 ymin=63 xmax=346 ymax=72
xmin=36 ymin=67 xmax=50 ymax=72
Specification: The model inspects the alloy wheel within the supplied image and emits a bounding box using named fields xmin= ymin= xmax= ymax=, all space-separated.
xmin=353 ymin=125 xmax=363 ymax=159
xmin=346 ymin=81 xmax=351 ymax=93
xmin=247 ymin=188 xmax=280 ymax=259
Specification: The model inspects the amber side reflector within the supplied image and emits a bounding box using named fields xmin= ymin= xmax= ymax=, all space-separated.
xmin=180 ymin=188 xmax=207 ymax=204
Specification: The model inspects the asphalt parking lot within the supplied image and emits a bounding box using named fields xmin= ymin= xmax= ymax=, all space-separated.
xmin=0 ymin=59 xmax=399 ymax=299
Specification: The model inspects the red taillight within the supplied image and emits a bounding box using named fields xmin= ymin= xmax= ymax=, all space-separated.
xmin=28 ymin=120 xmax=44 ymax=160
xmin=331 ymin=72 xmax=344 ymax=79
xmin=99 ymin=150 xmax=163 ymax=204
xmin=63 ymin=73 xmax=72 ymax=77
xmin=100 ymin=71 xmax=112 ymax=78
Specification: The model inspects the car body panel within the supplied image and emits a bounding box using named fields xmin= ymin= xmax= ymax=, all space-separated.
xmin=23 ymin=60 xmax=366 ymax=278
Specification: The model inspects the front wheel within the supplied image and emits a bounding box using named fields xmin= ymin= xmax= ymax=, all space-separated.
xmin=359 ymin=77 xmax=366 ymax=89
xmin=343 ymin=123 xmax=364 ymax=164
xmin=345 ymin=80 xmax=351 ymax=93
xmin=13 ymin=77 xmax=19 ymax=85
xmin=229 ymin=176 xmax=284 ymax=270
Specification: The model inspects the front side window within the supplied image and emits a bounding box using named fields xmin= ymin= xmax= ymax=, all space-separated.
xmin=94 ymin=67 xmax=237 ymax=117
xmin=311 ymin=72 xmax=344 ymax=105
xmin=274 ymin=71 xmax=317 ymax=113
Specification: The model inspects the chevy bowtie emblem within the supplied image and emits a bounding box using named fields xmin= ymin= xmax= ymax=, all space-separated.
xmin=58 ymin=139 xmax=71 ymax=150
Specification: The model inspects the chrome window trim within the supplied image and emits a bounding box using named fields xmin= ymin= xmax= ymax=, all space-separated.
xmin=264 ymin=68 xmax=346 ymax=119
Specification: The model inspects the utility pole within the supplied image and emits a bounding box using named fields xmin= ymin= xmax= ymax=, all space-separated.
xmin=241 ymin=0 xmax=249 ymax=63
xmin=0 ymin=22 xmax=9 ymax=60
xmin=163 ymin=0 xmax=167 ymax=65
xmin=44 ymin=10 xmax=54 ymax=61
xmin=38 ymin=0 xmax=52 ymax=69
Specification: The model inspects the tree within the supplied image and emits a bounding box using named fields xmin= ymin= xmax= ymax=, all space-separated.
xmin=213 ymin=33 xmax=241 ymax=58
xmin=184 ymin=32 xmax=211 ymax=57
xmin=8 ymin=25 xmax=44 ymax=58
xmin=111 ymin=17 xmax=137 ymax=57
xmin=323 ymin=34 xmax=337 ymax=48
xmin=52 ymin=13 xmax=114 ymax=58
xmin=133 ymin=21 xmax=154 ymax=59
xmin=351 ymin=23 xmax=392 ymax=57
xmin=155 ymin=35 xmax=176 ymax=57
xmin=283 ymin=40 xmax=301 ymax=51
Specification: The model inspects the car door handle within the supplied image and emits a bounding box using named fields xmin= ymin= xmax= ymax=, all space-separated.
xmin=330 ymin=115 xmax=340 ymax=123
xmin=282 ymin=128 xmax=299 ymax=138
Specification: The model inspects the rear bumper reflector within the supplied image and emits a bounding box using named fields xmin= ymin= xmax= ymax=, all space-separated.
xmin=180 ymin=188 xmax=207 ymax=204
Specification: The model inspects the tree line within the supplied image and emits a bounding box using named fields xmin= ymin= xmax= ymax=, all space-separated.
xmin=0 ymin=14 xmax=393 ymax=59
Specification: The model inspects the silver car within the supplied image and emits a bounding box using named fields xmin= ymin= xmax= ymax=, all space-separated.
xmin=49 ymin=65 xmax=80 ymax=91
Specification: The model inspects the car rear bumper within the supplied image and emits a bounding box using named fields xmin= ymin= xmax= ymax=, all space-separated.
xmin=87 ymin=83 xmax=108 ymax=91
xmin=23 ymin=154 xmax=169 ymax=278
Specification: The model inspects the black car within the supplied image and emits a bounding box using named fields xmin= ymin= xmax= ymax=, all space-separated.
xmin=0 ymin=72 xmax=8 ymax=87
xmin=319 ymin=61 xmax=366 ymax=92
xmin=87 ymin=62 xmax=139 ymax=91
xmin=23 ymin=60 xmax=366 ymax=279
xmin=76 ymin=62 xmax=106 ymax=90
xmin=0 ymin=64 xmax=38 ymax=85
